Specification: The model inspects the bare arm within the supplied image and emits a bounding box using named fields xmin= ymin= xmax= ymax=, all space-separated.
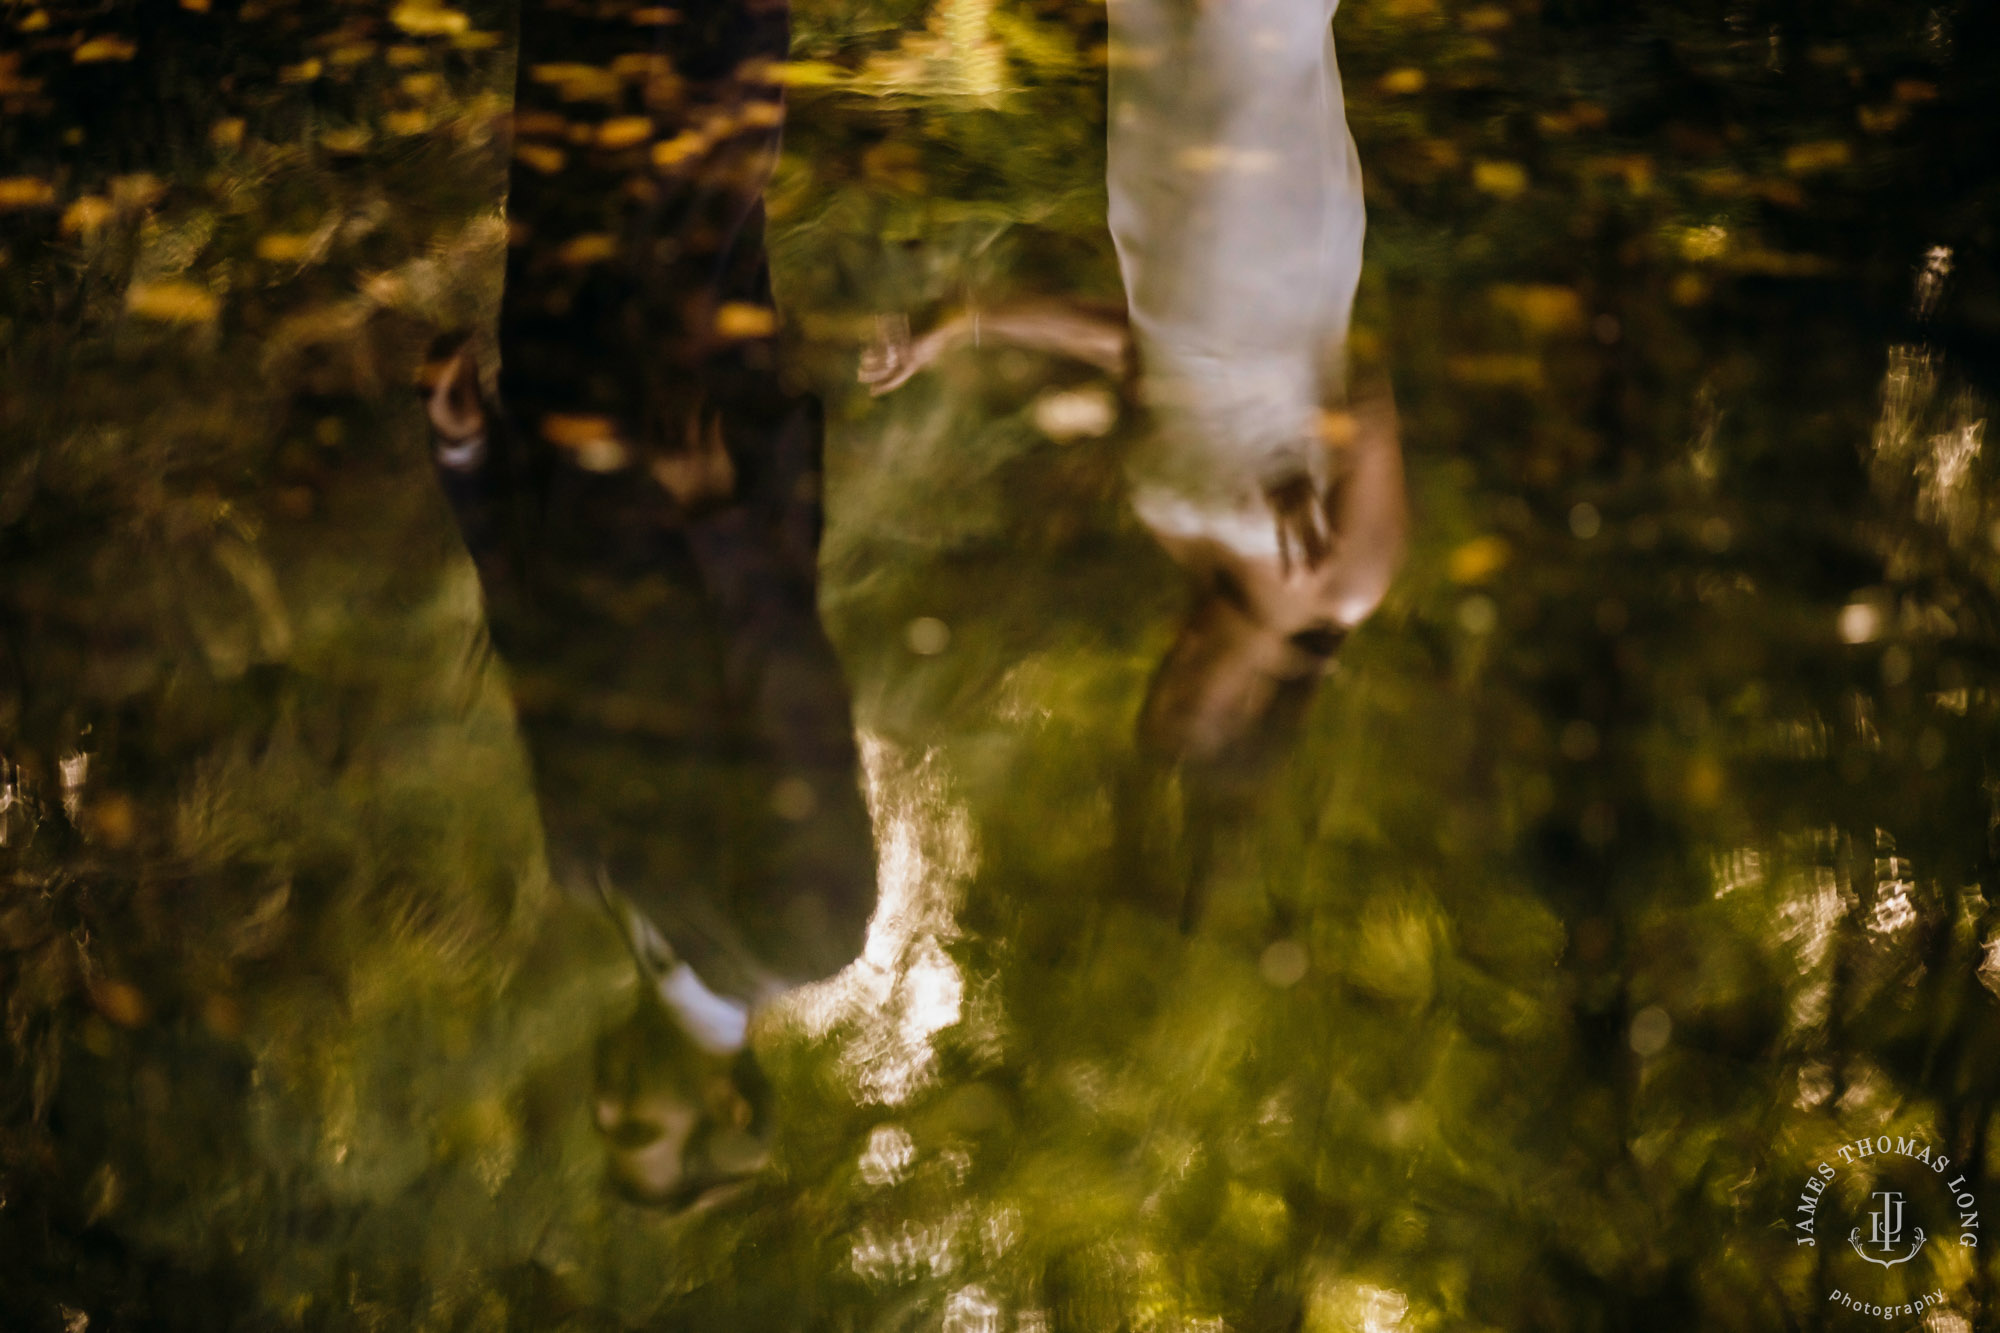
xmin=858 ymin=299 xmax=1131 ymax=395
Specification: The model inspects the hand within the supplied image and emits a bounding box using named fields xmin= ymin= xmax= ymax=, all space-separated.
xmin=858 ymin=312 xmax=952 ymax=396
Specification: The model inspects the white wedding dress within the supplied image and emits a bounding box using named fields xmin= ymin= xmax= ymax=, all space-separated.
xmin=1107 ymin=0 xmax=1367 ymax=556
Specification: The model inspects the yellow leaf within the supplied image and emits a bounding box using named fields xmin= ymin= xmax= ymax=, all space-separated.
xmin=650 ymin=131 xmax=707 ymax=167
xmin=73 ymin=35 xmax=137 ymax=62
xmin=0 ymin=176 xmax=56 ymax=210
xmin=715 ymin=303 xmax=776 ymax=338
xmin=279 ymin=58 xmax=323 ymax=82
xmin=1673 ymin=223 xmax=1729 ymax=261
xmin=61 ymin=196 xmax=115 ymax=235
xmin=595 ymin=116 xmax=653 ymax=149
xmin=1462 ymin=4 xmax=1510 ymax=30
xmin=126 ymin=281 xmax=219 ymax=323
xmin=1378 ymin=68 xmax=1425 ymax=95
xmin=110 ymin=173 xmax=165 ymax=209
xmin=256 ymin=233 xmax=314 ymax=262
xmin=541 ymin=414 xmax=617 ymax=448
xmin=1448 ymin=536 xmax=1511 ymax=585
xmin=513 ymin=142 xmax=566 ymax=174
xmin=210 ymin=117 xmax=246 ymax=149
xmin=767 ymin=60 xmax=846 ymax=87
xmin=609 ymin=52 xmax=666 ymax=80
xmin=556 ymin=234 xmax=618 ymax=265
xmin=528 ymin=62 xmax=620 ymax=100
xmin=180 ymin=0 xmax=210 ymax=10
xmin=390 ymin=3 xmax=470 ymax=35
xmin=382 ymin=109 xmax=429 ymax=135
xmin=1472 ymin=160 xmax=1528 ymax=198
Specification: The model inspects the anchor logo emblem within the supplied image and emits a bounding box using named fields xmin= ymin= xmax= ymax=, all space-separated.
xmin=1849 ymin=1190 xmax=1927 ymax=1269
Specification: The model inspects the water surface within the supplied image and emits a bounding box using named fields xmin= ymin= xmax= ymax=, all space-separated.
xmin=3 ymin=0 xmax=1999 ymax=1329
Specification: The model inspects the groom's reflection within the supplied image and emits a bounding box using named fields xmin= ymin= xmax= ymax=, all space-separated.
xmin=422 ymin=0 xmax=875 ymax=1204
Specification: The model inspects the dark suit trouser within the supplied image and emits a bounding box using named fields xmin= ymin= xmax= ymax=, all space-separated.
xmin=434 ymin=0 xmax=875 ymax=1001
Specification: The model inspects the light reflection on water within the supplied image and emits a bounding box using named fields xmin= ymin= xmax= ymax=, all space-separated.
xmin=784 ymin=733 xmax=974 ymax=1107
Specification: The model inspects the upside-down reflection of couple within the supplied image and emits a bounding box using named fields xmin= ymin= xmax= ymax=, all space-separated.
xmin=422 ymin=0 xmax=1404 ymax=1203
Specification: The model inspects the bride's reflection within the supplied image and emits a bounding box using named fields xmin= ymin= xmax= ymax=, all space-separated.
xmin=867 ymin=0 xmax=1407 ymax=766
xmin=1114 ymin=0 xmax=1404 ymax=766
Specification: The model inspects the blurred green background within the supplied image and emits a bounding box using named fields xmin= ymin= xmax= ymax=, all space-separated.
xmin=4 ymin=0 xmax=2000 ymax=1327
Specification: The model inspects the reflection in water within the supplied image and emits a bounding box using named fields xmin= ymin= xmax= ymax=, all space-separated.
xmin=5 ymin=0 xmax=2000 ymax=1329
xmin=785 ymin=732 xmax=975 ymax=1108
xmin=864 ymin=0 xmax=1406 ymax=763
xmin=1872 ymin=252 xmax=1988 ymax=546
xmin=443 ymin=0 xmax=1395 ymax=1199
xmin=1108 ymin=0 xmax=1405 ymax=765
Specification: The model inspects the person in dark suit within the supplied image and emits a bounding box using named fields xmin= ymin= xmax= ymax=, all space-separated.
xmin=421 ymin=0 xmax=875 ymax=1204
